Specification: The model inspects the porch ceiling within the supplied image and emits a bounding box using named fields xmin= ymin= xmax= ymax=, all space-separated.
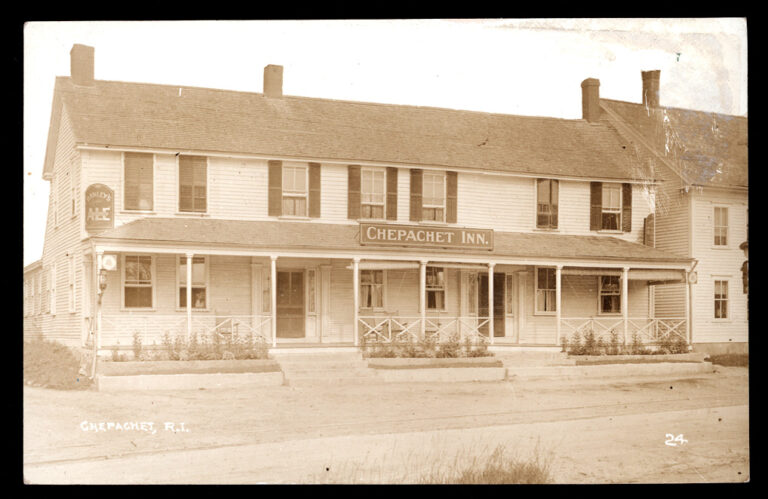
xmin=90 ymin=218 xmax=692 ymax=265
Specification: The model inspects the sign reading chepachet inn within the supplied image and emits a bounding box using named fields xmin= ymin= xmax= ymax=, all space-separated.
xmin=85 ymin=184 xmax=114 ymax=232
xmin=360 ymin=223 xmax=494 ymax=250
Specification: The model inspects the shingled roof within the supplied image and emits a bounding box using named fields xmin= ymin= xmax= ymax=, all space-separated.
xmin=600 ymin=99 xmax=748 ymax=188
xmin=48 ymin=76 xmax=648 ymax=181
xmin=93 ymin=218 xmax=691 ymax=264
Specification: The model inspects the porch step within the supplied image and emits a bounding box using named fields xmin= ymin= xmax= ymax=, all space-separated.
xmin=273 ymin=350 xmax=380 ymax=386
xmin=494 ymin=351 xmax=576 ymax=367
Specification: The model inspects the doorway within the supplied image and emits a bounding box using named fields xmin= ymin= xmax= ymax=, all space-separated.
xmin=276 ymin=271 xmax=305 ymax=338
xmin=478 ymin=273 xmax=505 ymax=337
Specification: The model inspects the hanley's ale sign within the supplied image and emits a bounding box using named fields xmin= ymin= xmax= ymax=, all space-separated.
xmin=85 ymin=184 xmax=114 ymax=232
xmin=360 ymin=223 xmax=493 ymax=250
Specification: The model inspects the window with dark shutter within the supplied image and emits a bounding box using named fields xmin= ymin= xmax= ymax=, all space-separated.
xmin=179 ymin=155 xmax=207 ymax=212
xmin=410 ymin=169 xmax=423 ymax=222
xmin=622 ymin=183 xmax=632 ymax=232
xmin=386 ymin=167 xmax=398 ymax=221
xmin=590 ymin=182 xmax=602 ymax=231
xmin=309 ymin=163 xmax=321 ymax=218
xmin=446 ymin=171 xmax=458 ymax=224
xmin=348 ymin=165 xmax=361 ymax=219
xmin=268 ymin=160 xmax=282 ymax=217
xmin=536 ymin=179 xmax=559 ymax=229
xmin=124 ymin=153 xmax=153 ymax=211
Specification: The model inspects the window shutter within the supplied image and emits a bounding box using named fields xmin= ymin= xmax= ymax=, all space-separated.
xmin=590 ymin=182 xmax=602 ymax=230
xmin=410 ymin=169 xmax=423 ymax=222
xmin=622 ymin=183 xmax=632 ymax=232
xmin=348 ymin=165 xmax=361 ymax=219
xmin=386 ymin=167 xmax=398 ymax=221
xmin=268 ymin=160 xmax=282 ymax=217
xmin=309 ymin=162 xmax=321 ymax=218
xmin=446 ymin=171 xmax=458 ymax=223
xmin=643 ymin=213 xmax=655 ymax=246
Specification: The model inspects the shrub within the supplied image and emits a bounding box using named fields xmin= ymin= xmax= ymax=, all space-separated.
xmin=630 ymin=332 xmax=649 ymax=355
xmin=436 ymin=333 xmax=461 ymax=358
xmin=419 ymin=445 xmax=553 ymax=484
xmin=608 ymin=330 xmax=621 ymax=356
xmin=132 ymin=331 xmax=143 ymax=360
xmin=24 ymin=340 xmax=93 ymax=390
xmin=583 ymin=329 xmax=597 ymax=355
xmin=567 ymin=331 xmax=583 ymax=355
xmin=672 ymin=335 xmax=689 ymax=354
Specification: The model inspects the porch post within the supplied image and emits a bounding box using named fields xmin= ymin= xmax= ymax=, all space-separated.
xmin=270 ymin=256 xmax=277 ymax=348
xmin=96 ymin=251 xmax=103 ymax=351
xmin=685 ymin=272 xmax=692 ymax=349
xmin=419 ymin=260 xmax=427 ymax=339
xmin=353 ymin=258 xmax=360 ymax=346
xmin=186 ymin=253 xmax=193 ymax=340
xmin=555 ymin=265 xmax=562 ymax=347
xmin=622 ymin=266 xmax=630 ymax=346
xmin=488 ymin=263 xmax=495 ymax=344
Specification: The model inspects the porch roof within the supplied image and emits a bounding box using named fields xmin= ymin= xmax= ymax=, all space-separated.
xmin=91 ymin=218 xmax=692 ymax=265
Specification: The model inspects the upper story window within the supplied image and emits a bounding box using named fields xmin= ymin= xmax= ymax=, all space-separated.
xmin=536 ymin=179 xmax=559 ymax=229
xmin=179 ymin=156 xmax=207 ymax=213
xmin=422 ymin=172 xmax=446 ymax=223
xmin=123 ymin=255 xmax=154 ymax=309
xmin=601 ymin=184 xmax=622 ymax=231
xmin=714 ymin=207 xmax=729 ymax=246
xmin=714 ymin=280 xmax=729 ymax=319
xmin=599 ymin=276 xmax=621 ymax=314
xmin=535 ymin=267 xmax=557 ymax=313
xmin=178 ymin=256 xmax=208 ymax=309
xmin=360 ymin=270 xmax=385 ymax=309
xmin=124 ymin=152 xmax=154 ymax=211
xmin=282 ymin=165 xmax=308 ymax=217
xmin=361 ymin=168 xmax=386 ymax=219
xmin=426 ymin=266 xmax=446 ymax=310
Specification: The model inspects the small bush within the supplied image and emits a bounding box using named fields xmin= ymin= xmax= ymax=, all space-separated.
xmin=132 ymin=331 xmax=143 ymax=360
xmin=608 ymin=330 xmax=621 ymax=356
xmin=24 ymin=340 xmax=93 ymax=390
xmin=436 ymin=333 xmax=461 ymax=358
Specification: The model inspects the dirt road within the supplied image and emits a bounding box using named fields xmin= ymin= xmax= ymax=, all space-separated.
xmin=23 ymin=368 xmax=749 ymax=484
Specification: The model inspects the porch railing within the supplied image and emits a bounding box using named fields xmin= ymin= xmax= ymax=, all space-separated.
xmin=100 ymin=314 xmax=273 ymax=347
xmin=358 ymin=316 xmax=491 ymax=343
xmin=560 ymin=317 xmax=687 ymax=345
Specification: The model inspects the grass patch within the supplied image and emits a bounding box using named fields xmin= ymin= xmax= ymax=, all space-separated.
xmin=98 ymin=359 xmax=281 ymax=376
xmin=24 ymin=340 xmax=92 ymax=390
xmin=574 ymin=359 xmax=701 ymax=366
xmin=421 ymin=445 xmax=553 ymax=484
xmin=705 ymin=354 xmax=749 ymax=367
xmin=370 ymin=360 xmax=504 ymax=369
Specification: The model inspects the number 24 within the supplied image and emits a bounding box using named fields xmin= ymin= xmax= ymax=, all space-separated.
xmin=665 ymin=434 xmax=688 ymax=446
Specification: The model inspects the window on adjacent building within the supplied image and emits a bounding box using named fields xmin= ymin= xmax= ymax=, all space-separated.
xmin=714 ymin=280 xmax=729 ymax=319
xmin=360 ymin=270 xmax=384 ymax=309
xmin=124 ymin=255 xmax=153 ymax=308
xmin=179 ymin=156 xmax=207 ymax=212
xmin=124 ymin=152 xmax=154 ymax=211
xmin=601 ymin=184 xmax=622 ymax=231
xmin=422 ymin=172 xmax=446 ymax=222
xmin=535 ymin=267 xmax=556 ymax=313
xmin=714 ymin=207 xmax=728 ymax=246
xmin=178 ymin=256 xmax=208 ymax=309
xmin=536 ymin=179 xmax=559 ymax=229
xmin=599 ymin=276 xmax=621 ymax=314
xmin=426 ymin=267 xmax=446 ymax=310
xmin=361 ymin=168 xmax=386 ymax=219
xmin=282 ymin=165 xmax=308 ymax=216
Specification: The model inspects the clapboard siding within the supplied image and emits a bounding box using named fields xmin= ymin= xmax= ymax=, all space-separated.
xmin=320 ymin=163 xmax=348 ymax=222
xmin=208 ymin=157 xmax=268 ymax=220
xmin=690 ymin=192 xmax=748 ymax=343
xmin=39 ymin=107 xmax=85 ymax=347
xmin=329 ymin=260 xmax=354 ymax=342
xmin=458 ymin=173 xmax=533 ymax=231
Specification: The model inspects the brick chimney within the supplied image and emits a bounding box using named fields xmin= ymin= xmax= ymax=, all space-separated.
xmin=581 ymin=78 xmax=601 ymax=123
xmin=641 ymin=70 xmax=660 ymax=108
xmin=263 ymin=64 xmax=283 ymax=98
xmin=70 ymin=44 xmax=95 ymax=86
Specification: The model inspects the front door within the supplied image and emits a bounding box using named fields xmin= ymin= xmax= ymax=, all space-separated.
xmin=277 ymin=271 xmax=305 ymax=338
xmin=478 ymin=273 xmax=505 ymax=337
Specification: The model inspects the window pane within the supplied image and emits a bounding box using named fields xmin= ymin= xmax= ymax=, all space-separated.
xmin=125 ymin=287 xmax=152 ymax=308
xmin=602 ymin=213 xmax=619 ymax=230
xmin=537 ymin=179 xmax=550 ymax=204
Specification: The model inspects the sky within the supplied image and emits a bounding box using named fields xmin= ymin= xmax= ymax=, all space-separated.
xmin=23 ymin=19 xmax=748 ymax=266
